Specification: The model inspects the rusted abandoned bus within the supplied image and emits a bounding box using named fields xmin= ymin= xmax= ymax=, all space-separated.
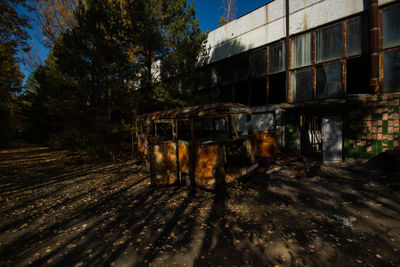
xmin=136 ymin=103 xmax=259 ymax=189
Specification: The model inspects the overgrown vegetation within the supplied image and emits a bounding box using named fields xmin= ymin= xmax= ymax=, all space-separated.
xmin=3 ymin=0 xmax=207 ymax=155
xmin=0 ymin=0 xmax=32 ymax=144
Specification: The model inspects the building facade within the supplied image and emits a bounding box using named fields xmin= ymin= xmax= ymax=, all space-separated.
xmin=196 ymin=0 xmax=400 ymax=161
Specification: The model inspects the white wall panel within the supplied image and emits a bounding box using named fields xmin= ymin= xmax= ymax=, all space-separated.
xmin=289 ymin=0 xmax=364 ymax=35
xmin=378 ymin=0 xmax=398 ymax=6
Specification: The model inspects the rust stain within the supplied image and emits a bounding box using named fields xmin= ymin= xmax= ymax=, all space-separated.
xmin=149 ymin=141 xmax=178 ymax=186
xmin=194 ymin=144 xmax=220 ymax=189
xmin=136 ymin=103 xmax=250 ymax=121
xmin=151 ymin=172 xmax=178 ymax=187
xmin=137 ymin=135 xmax=148 ymax=158
xmin=178 ymin=142 xmax=190 ymax=174
xmin=254 ymin=130 xmax=279 ymax=158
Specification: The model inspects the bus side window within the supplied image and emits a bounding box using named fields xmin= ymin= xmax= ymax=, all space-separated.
xmin=214 ymin=117 xmax=230 ymax=141
xmin=234 ymin=114 xmax=249 ymax=136
xmin=177 ymin=120 xmax=191 ymax=141
xmin=156 ymin=122 xmax=173 ymax=141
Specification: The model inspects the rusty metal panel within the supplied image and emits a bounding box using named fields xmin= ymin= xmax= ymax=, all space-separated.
xmin=194 ymin=144 xmax=223 ymax=189
xmin=224 ymin=138 xmax=258 ymax=183
xmin=137 ymin=135 xmax=148 ymax=158
xmin=254 ymin=130 xmax=279 ymax=158
xmin=136 ymin=103 xmax=251 ymax=121
xmin=149 ymin=141 xmax=178 ymax=186
xmin=178 ymin=141 xmax=190 ymax=174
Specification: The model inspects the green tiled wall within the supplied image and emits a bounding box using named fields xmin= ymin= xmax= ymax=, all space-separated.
xmin=344 ymin=93 xmax=400 ymax=159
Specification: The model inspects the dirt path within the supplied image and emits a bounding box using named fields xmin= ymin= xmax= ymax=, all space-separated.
xmin=0 ymin=144 xmax=399 ymax=266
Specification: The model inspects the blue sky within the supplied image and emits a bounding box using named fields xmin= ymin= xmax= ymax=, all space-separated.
xmin=21 ymin=0 xmax=269 ymax=82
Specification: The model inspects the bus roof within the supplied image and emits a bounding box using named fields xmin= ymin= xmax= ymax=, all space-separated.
xmin=136 ymin=103 xmax=251 ymax=121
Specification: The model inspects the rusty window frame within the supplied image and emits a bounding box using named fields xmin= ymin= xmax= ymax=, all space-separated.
xmin=193 ymin=115 xmax=233 ymax=145
xmin=251 ymin=111 xmax=276 ymax=131
xmin=379 ymin=3 xmax=400 ymax=92
xmin=287 ymin=14 xmax=369 ymax=102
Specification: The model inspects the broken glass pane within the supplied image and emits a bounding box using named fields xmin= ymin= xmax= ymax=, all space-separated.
xmin=210 ymin=65 xmax=218 ymax=87
xmin=234 ymin=114 xmax=249 ymax=136
xmin=198 ymin=68 xmax=210 ymax=90
xmin=346 ymin=17 xmax=362 ymax=57
xmin=250 ymin=49 xmax=267 ymax=77
xmin=383 ymin=48 xmax=400 ymax=92
xmin=383 ymin=5 xmax=400 ymax=49
xmin=269 ymin=41 xmax=286 ymax=74
xmin=316 ymin=61 xmax=343 ymax=99
xmin=291 ymin=32 xmax=312 ymax=68
xmin=156 ymin=122 xmax=173 ymax=141
xmin=316 ymin=23 xmax=343 ymax=63
xmin=251 ymin=113 xmax=275 ymax=131
xmin=233 ymin=55 xmax=249 ymax=82
xmin=290 ymin=67 xmax=313 ymax=102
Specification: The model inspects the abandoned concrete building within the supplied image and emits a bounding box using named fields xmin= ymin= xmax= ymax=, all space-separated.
xmin=195 ymin=0 xmax=400 ymax=162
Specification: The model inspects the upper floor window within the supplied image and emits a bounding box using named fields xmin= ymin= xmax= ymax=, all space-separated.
xmin=291 ymin=32 xmax=312 ymax=68
xmin=316 ymin=23 xmax=343 ymax=63
xmin=383 ymin=4 xmax=400 ymax=49
xmin=250 ymin=49 xmax=267 ymax=77
xmin=346 ymin=17 xmax=362 ymax=57
xmin=269 ymin=41 xmax=285 ymax=74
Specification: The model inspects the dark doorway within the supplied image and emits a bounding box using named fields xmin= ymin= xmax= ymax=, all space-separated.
xmin=234 ymin=82 xmax=249 ymax=105
xmin=300 ymin=115 xmax=322 ymax=159
xmin=250 ymin=78 xmax=267 ymax=107
xmin=269 ymin=72 xmax=286 ymax=104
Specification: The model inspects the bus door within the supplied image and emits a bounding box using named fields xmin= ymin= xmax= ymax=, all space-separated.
xmin=193 ymin=116 xmax=227 ymax=189
xmin=224 ymin=113 xmax=258 ymax=183
xmin=251 ymin=111 xmax=279 ymax=159
xmin=148 ymin=121 xmax=178 ymax=187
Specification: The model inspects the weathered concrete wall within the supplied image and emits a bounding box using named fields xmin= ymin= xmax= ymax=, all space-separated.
xmin=289 ymin=0 xmax=364 ymax=35
xmin=206 ymin=0 xmax=397 ymax=63
xmin=344 ymin=93 xmax=400 ymax=159
xmin=207 ymin=0 xmax=285 ymax=63
xmin=378 ymin=0 xmax=398 ymax=6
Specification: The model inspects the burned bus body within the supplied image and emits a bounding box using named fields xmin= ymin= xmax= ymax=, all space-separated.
xmin=136 ymin=103 xmax=260 ymax=190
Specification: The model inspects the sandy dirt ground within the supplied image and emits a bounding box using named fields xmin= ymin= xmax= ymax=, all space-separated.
xmin=0 ymin=143 xmax=399 ymax=266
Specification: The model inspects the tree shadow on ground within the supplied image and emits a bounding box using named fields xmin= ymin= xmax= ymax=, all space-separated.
xmin=1 ymin=145 xmax=400 ymax=266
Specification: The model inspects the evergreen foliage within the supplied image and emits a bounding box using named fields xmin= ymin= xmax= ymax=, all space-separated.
xmin=22 ymin=0 xmax=207 ymax=156
xmin=0 ymin=0 xmax=32 ymax=144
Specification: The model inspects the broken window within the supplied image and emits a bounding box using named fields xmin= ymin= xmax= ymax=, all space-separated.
xmin=316 ymin=61 xmax=343 ymax=99
xmin=177 ymin=120 xmax=191 ymax=141
xmin=269 ymin=41 xmax=285 ymax=74
xmin=250 ymin=49 xmax=267 ymax=77
xmin=194 ymin=116 xmax=230 ymax=144
xmin=291 ymin=32 xmax=312 ymax=68
xmin=198 ymin=68 xmax=210 ymax=90
xmin=251 ymin=113 xmax=275 ymax=131
xmin=234 ymin=82 xmax=249 ymax=105
xmin=250 ymin=78 xmax=267 ymax=107
xmin=383 ymin=4 xmax=400 ymax=49
xmin=234 ymin=114 xmax=249 ymax=136
xmin=233 ymin=55 xmax=249 ymax=82
xmin=155 ymin=122 xmax=173 ymax=141
xmin=346 ymin=17 xmax=362 ymax=57
xmin=219 ymin=61 xmax=233 ymax=85
xmin=346 ymin=55 xmax=370 ymax=94
xmin=269 ymin=72 xmax=286 ymax=104
xmin=383 ymin=48 xmax=400 ymax=92
xmin=316 ymin=23 xmax=343 ymax=63
xmin=149 ymin=122 xmax=155 ymax=136
xmin=210 ymin=65 xmax=218 ymax=87
xmin=290 ymin=67 xmax=313 ymax=102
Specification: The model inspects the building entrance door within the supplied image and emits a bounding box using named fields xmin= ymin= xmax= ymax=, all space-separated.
xmin=300 ymin=115 xmax=322 ymax=159
xmin=321 ymin=114 xmax=343 ymax=162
